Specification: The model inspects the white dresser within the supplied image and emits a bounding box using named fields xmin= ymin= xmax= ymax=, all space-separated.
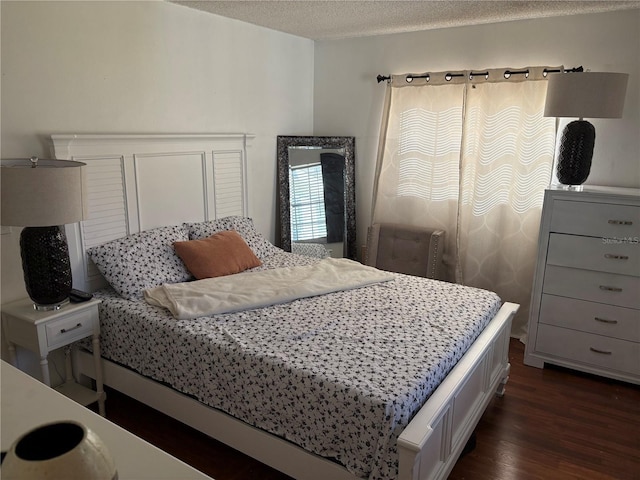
xmin=524 ymin=186 xmax=640 ymax=384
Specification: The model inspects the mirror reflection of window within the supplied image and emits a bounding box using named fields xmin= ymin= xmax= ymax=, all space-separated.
xmin=277 ymin=136 xmax=355 ymax=260
xmin=289 ymin=163 xmax=327 ymax=241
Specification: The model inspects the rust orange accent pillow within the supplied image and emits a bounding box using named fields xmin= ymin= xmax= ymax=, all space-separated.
xmin=173 ymin=230 xmax=262 ymax=280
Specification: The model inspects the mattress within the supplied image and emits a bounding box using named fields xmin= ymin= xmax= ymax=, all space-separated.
xmin=91 ymin=250 xmax=501 ymax=479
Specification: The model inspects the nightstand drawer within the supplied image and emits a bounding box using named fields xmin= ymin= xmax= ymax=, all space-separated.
xmin=543 ymin=265 xmax=640 ymax=309
xmin=539 ymin=294 xmax=640 ymax=342
xmin=45 ymin=311 xmax=95 ymax=349
xmin=550 ymin=200 xmax=640 ymax=238
xmin=536 ymin=324 xmax=640 ymax=375
xmin=547 ymin=233 xmax=640 ymax=277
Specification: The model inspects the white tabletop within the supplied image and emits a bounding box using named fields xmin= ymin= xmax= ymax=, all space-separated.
xmin=1 ymin=361 xmax=213 ymax=479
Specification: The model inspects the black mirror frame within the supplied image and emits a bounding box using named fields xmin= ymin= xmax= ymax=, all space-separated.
xmin=277 ymin=136 xmax=356 ymax=260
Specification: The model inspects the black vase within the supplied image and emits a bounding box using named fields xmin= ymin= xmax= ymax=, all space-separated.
xmin=20 ymin=226 xmax=72 ymax=308
xmin=556 ymin=120 xmax=595 ymax=186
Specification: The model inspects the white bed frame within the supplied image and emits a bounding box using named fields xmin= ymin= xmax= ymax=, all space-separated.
xmin=52 ymin=134 xmax=519 ymax=480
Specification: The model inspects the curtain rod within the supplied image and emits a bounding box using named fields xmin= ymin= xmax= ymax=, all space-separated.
xmin=376 ymin=66 xmax=584 ymax=83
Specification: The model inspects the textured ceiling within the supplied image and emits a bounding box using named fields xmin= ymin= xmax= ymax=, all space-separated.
xmin=170 ymin=1 xmax=640 ymax=40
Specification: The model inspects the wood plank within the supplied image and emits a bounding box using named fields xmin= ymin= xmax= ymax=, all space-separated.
xmin=449 ymin=339 xmax=640 ymax=480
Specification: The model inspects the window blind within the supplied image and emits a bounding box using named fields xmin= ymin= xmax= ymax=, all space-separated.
xmin=289 ymin=164 xmax=327 ymax=241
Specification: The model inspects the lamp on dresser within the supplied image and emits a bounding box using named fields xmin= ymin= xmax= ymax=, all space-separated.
xmin=1 ymin=157 xmax=87 ymax=310
xmin=544 ymin=71 xmax=629 ymax=188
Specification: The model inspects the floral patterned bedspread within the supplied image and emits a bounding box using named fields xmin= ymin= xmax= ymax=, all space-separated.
xmin=92 ymin=250 xmax=501 ymax=479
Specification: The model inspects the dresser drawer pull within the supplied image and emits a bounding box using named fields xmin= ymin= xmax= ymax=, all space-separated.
xmin=589 ymin=347 xmax=612 ymax=355
xmin=604 ymin=253 xmax=629 ymax=260
xmin=608 ymin=219 xmax=633 ymax=226
xmin=60 ymin=323 xmax=83 ymax=334
xmin=594 ymin=317 xmax=618 ymax=325
xmin=599 ymin=285 xmax=623 ymax=292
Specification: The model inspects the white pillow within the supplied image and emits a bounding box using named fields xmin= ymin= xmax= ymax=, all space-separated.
xmin=87 ymin=225 xmax=191 ymax=300
xmin=185 ymin=216 xmax=278 ymax=260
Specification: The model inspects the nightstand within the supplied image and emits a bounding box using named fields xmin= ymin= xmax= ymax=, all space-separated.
xmin=1 ymin=297 xmax=106 ymax=415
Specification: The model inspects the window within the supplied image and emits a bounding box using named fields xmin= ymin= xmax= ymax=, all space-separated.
xmin=373 ymin=68 xmax=557 ymax=339
xmin=289 ymin=164 xmax=327 ymax=241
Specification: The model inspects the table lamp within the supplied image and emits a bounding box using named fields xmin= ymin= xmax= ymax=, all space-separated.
xmin=1 ymin=157 xmax=87 ymax=310
xmin=544 ymin=71 xmax=629 ymax=188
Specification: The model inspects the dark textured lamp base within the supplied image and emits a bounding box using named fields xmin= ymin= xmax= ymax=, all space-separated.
xmin=20 ymin=226 xmax=73 ymax=310
xmin=556 ymin=120 xmax=595 ymax=186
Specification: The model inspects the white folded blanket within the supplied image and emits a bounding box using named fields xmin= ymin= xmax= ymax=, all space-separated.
xmin=144 ymin=257 xmax=395 ymax=320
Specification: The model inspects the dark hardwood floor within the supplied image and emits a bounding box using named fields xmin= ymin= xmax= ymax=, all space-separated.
xmin=449 ymin=340 xmax=640 ymax=480
xmin=100 ymin=339 xmax=640 ymax=479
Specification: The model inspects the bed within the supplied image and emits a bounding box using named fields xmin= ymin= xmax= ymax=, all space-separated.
xmin=291 ymin=241 xmax=330 ymax=258
xmin=52 ymin=134 xmax=518 ymax=480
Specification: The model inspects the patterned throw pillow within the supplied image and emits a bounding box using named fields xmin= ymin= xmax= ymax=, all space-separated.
xmin=87 ymin=225 xmax=192 ymax=300
xmin=185 ymin=216 xmax=278 ymax=260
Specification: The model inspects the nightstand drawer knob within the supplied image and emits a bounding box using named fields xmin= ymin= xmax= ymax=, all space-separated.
xmin=604 ymin=254 xmax=629 ymax=260
xmin=594 ymin=317 xmax=618 ymax=325
xmin=60 ymin=323 xmax=83 ymax=334
xmin=599 ymin=285 xmax=623 ymax=292
xmin=589 ymin=347 xmax=613 ymax=355
xmin=608 ymin=219 xmax=633 ymax=226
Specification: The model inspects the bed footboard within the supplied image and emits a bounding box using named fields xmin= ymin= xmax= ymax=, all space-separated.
xmin=397 ymin=302 xmax=518 ymax=480
xmin=75 ymin=302 xmax=517 ymax=480
xmin=74 ymin=349 xmax=357 ymax=480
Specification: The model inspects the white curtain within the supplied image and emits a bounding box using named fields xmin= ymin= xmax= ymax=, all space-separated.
xmin=372 ymin=67 xmax=558 ymax=338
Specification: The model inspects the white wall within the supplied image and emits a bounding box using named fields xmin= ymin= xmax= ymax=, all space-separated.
xmin=313 ymin=9 xmax=640 ymax=251
xmin=1 ymin=0 xmax=314 ymax=303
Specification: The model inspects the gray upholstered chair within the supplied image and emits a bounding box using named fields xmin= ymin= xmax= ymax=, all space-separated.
xmin=365 ymin=223 xmax=445 ymax=279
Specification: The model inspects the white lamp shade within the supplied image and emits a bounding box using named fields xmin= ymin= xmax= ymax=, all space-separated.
xmin=1 ymin=158 xmax=87 ymax=227
xmin=544 ymin=72 xmax=629 ymax=119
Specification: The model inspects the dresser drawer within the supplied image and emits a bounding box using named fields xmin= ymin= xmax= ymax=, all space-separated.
xmin=536 ymin=324 xmax=640 ymax=375
xmin=45 ymin=310 xmax=96 ymax=349
xmin=547 ymin=233 xmax=640 ymax=277
xmin=543 ymin=265 xmax=640 ymax=309
xmin=539 ymin=294 xmax=640 ymax=342
xmin=550 ymin=200 xmax=640 ymax=238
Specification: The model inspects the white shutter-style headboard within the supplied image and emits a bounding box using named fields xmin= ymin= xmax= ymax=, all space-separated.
xmin=51 ymin=134 xmax=254 ymax=292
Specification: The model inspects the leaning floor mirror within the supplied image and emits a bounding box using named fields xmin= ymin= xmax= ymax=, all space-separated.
xmin=277 ymin=136 xmax=356 ymax=260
